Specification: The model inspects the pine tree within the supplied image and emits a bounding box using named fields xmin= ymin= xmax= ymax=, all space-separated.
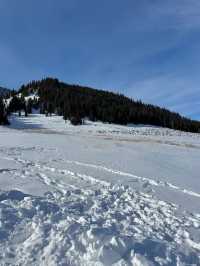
xmin=0 ymin=98 xmax=9 ymax=125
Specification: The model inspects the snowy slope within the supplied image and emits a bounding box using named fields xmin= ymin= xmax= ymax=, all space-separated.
xmin=0 ymin=114 xmax=200 ymax=265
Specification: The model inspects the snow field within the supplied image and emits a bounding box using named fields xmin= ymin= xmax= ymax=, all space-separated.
xmin=0 ymin=114 xmax=200 ymax=265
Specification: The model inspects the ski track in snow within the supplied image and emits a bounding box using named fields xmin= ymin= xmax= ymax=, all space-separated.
xmin=2 ymin=150 xmax=200 ymax=200
xmin=63 ymin=159 xmax=200 ymax=199
xmin=0 ymin=114 xmax=200 ymax=266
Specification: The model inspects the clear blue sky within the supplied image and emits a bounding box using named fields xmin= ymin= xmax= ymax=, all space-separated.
xmin=0 ymin=0 xmax=200 ymax=119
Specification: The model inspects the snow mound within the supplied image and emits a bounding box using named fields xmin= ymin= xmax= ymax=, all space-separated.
xmin=0 ymin=186 xmax=199 ymax=266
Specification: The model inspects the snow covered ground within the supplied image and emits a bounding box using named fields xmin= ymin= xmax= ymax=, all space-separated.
xmin=0 ymin=114 xmax=200 ymax=265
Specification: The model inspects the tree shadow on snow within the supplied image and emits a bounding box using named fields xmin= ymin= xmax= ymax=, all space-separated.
xmin=7 ymin=114 xmax=43 ymax=130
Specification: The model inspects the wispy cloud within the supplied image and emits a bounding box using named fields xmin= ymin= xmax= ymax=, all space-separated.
xmin=128 ymin=73 xmax=200 ymax=119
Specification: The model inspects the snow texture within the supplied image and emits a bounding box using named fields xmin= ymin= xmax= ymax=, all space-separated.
xmin=0 ymin=114 xmax=200 ymax=265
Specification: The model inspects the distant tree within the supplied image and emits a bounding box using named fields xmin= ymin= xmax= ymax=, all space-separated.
xmin=8 ymin=96 xmax=26 ymax=116
xmin=70 ymin=115 xmax=83 ymax=126
xmin=0 ymin=98 xmax=9 ymax=125
xmin=27 ymin=99 xmax=33 ymax=114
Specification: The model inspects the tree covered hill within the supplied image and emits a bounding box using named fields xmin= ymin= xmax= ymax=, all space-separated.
xmin=7 ymin=77 xmax=200 ymax=133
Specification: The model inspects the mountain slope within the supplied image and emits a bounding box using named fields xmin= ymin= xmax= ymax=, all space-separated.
xmin=17 ymin=78 xmax=200 ymax=133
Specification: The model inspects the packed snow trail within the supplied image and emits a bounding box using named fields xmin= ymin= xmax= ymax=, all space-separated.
xmin=1 ymin=147 xmax=200 ymax=202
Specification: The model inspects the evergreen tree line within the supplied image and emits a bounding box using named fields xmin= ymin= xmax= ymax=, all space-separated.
xmin=7 ymin=95 xmax=38 ymax=117
xmin=5 ymin=77 xmax=200 ymax=132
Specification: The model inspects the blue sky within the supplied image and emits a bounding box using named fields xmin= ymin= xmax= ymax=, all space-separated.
xmin=0 ymin=0 xmax=200 ymax=119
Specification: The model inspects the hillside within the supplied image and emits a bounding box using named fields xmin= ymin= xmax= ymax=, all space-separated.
xmin=17 ymin=78 xmax=200 ymax=133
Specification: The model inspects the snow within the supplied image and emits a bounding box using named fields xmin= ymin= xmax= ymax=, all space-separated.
xmin=0 ymin=113 xmax=200 ymax=265
xmin=24 ymin=93 xmax=39 ymax=101
xmin=4 ymin=93 xmax=39 ymax=108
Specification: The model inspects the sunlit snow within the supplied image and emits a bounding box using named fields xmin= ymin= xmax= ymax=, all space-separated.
xmin=0 ymin=114 xmax=200 ymax=265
